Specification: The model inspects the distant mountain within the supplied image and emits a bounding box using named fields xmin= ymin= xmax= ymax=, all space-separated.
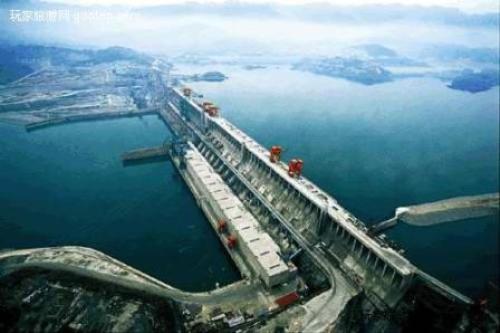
xmin=422 ymin=45 xmax=500 ymax=64
xmin=92 ymin=47 xmax=154 ymax=65
xmin=0 ymin=45 xmax=153 ymax=67
xmin=353 ymin=44 xmax=398 ymax=58
xmin=136 ymin=2 xmax=277 ymax=18
xmin=0 ymin=45 xmax=81 ymax=84
xmin=280 ymin=4 xmax=499 ymax=27
xmin=348 ymin=44 xmax=428 ymax=67
xmin=0 ymin=44 xmax=155 ymax=84
xmin=0 ymin=45 xmax=90 ymax=68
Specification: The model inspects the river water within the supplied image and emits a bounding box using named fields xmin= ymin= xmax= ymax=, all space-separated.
xmin=180 ymin=64 xmax=499 ymax=297
xmin=0 ymin=116 xmax=240 ymax=292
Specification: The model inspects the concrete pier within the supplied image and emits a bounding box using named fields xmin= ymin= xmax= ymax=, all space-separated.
xmin=370 ymin=193 xmax=499 ymax=235
xmin=396 ymin=193 xmax=499 ymax=226
xmin=121 ymin=145 xmax=169 ymax=163
xmin=25 ymin=109 xmax=158 ymax=132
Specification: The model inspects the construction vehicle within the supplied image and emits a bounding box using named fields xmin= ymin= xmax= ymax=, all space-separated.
xmin=269 ymin=146 xmax=282 ymax=163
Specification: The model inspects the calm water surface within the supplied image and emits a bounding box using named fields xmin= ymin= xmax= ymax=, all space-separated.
xmin=0 ymin=115 xmax=240 ymax=291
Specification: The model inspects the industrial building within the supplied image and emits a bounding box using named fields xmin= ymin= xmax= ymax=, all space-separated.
xmin=183 ymin=142 xmax=296 ymax=288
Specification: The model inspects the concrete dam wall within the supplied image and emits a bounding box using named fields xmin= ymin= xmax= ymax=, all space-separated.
xmin=168 ymin=87 xmax=417 ymax=307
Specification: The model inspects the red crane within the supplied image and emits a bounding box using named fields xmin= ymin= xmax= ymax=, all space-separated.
xmin=269 ymin=145 xmax=282 ymax=163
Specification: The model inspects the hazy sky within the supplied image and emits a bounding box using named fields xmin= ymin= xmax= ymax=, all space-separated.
xmin=44 ymin=0 xmax=499 ymax=14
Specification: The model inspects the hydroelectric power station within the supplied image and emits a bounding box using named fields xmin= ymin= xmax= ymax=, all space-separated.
xmin=0 ymin=45 xmax=497 ymax=332
xmin=150 ymin=84 xmax=485 ymax=330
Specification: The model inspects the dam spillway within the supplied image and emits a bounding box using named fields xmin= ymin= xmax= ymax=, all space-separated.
xmin=160 ymin=85 xmax=472 ymax=309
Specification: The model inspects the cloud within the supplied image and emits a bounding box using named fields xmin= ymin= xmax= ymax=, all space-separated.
xmin=43 ymin=0 xmax=499 ymax=14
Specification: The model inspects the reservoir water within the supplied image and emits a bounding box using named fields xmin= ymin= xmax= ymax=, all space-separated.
xmin=0 ymin=115 xmax=240 ymax=292
xmin=1 ymin=65 xmax=498 ymax=297
xmin=180 ymin=64 xmax=499 ymax=297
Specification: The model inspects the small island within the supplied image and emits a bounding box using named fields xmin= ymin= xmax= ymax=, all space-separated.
xmin=243 ymin=65 xmax=266 ymax=70
xmin=192 ymin=71 xmax=227 ymax=82
xmin=448 ymin=69 xmax=499 ymax=93
xmin=170 ymin=71 xmax=228 ymax=85
xmin=293 ymin=57 xmax=393 ymax=85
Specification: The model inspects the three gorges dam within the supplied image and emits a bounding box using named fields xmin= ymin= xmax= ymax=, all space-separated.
xmin=146 ymin=84 xmax=488 ymax=330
